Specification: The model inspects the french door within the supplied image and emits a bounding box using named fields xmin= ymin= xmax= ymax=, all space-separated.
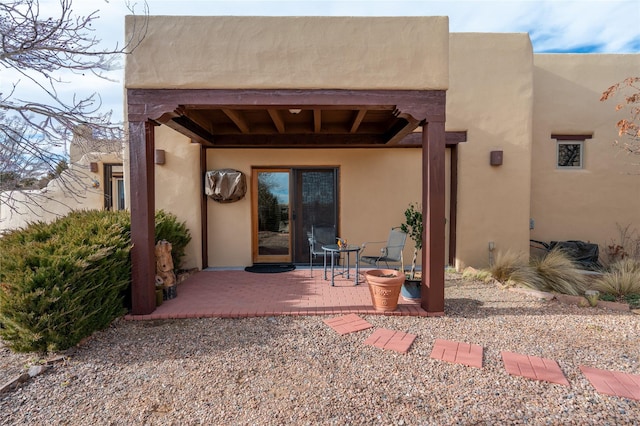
xmin=252 ymin=167 xmax=338 ymax=264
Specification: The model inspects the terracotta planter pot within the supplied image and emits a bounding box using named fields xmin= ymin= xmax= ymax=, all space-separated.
xmin=365 ymin=269 xmax=405 ymax=312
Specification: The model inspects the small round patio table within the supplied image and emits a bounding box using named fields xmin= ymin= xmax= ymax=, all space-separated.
xmin=321 ymin=244 xmax=361 ymax=286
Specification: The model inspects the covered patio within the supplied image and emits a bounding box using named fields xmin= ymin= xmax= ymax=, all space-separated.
xmin=125 ymin=16 xmax=452 ymax=317
xmin=125 ymin=269 xmax=427 ymax=320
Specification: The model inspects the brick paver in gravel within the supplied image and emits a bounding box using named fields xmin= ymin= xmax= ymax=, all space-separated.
xmin=323 ymin=314 xmax=373 ymax=335
xmin=580 ymin=365 xmax=640 ymax=401
xmin=430 ymin=338 xmax=483 ymax=368
xmin=363 ymin=328 xmax=417 ymax=354
xmin=501 ymin=351 xmax=570 ymax=386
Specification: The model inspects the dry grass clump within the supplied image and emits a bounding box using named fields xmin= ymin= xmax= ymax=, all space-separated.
xmin=508 ymin=264 xmax=546 ymax=291
xmin=461 ymin=267 xmax=493 ymax=282
xmin=489 ymin=250 xmax=527 ymax=283
xmin=591 ymin=258 xmax=640 ymax=297
xmin=486 ymin=248 xmax=587 ymax=295
xmin=529 ymin=248 xmax=588 ymax=295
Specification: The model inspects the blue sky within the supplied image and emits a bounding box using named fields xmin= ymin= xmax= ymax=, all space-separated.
xmin=113 ymin=0 xmax=640 ymax=53
xmin=7 ymin=0 xmax=640 ymax=125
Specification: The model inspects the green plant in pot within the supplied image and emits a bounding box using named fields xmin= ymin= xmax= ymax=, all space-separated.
xmin=399 ymin=203 xmax=422 ymax=300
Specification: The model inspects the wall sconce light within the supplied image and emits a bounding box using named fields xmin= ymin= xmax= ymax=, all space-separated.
xmin=288 ymin=108 xmax=302 ymax=114
xmin=89 ymin=162 xmax=98 ymax=173
xmin=90 ymin=179 xmax=100 ymax=189
xmin=490 ymin=150 xmax=503 ymax=166
xmin=155 ymin=149 xmax=166 ymax=165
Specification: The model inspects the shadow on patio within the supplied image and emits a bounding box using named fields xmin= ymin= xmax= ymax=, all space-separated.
xmin=124 ymin=269 xmax=427 ymax=320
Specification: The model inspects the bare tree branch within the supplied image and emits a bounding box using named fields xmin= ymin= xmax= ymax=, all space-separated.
xmin=0 ymin=0 xmax=147 ymax=217
xmin=601 ymin=76 xmax=640 ymax=158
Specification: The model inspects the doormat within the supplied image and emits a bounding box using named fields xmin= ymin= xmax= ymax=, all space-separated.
xmin=244 ymin=264 xmax=296 ymax=273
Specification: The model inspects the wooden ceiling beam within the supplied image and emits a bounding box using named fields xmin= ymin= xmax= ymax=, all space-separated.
xmin=350 ymin=109 xmax=367 ymax=133
xmin=208 ymin=133 xmax=388 ymax=148
xmin=180 ymin=108 xmax=215 ymax=134
xmin=156 ymin=113 xmax=215 ymax=146
xmin=313 ymin=109 xmax=321 ymax=133
xmin=183 ymin=104 xmax=396 ymax=111
xmin=127 ymin=89 xmax=445 ymax=123
xmin=397 ymin=131 xmax=468 ymax=146
xmin=267 ymin=109 xmax=285 ymax=133
xmin=222 ymin=108 xmax=250 ymax=133
xmin=384 ymin=116 xmax=421 ymax=146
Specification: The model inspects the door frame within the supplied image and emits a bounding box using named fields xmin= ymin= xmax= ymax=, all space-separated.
xmin=250 ymin=166 xmax=340 ymax=264
xmin=251 ymin=168 xmax=292 ymax=264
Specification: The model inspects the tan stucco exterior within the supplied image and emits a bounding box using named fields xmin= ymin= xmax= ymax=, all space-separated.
xmin=7 ymin=16 xmax=636 ymax=278
xmin=203 ymin=149 xmax=426 ymax=268
xmin=1 ymin=134 xmax=122 ymax=231
xmin=531 ymin=54 xmax=640 ymax=252
xmin=2 ymin=15 xmax=622 ymax=274
xmin=448 ymin=33 xmax=534 ymax=269
xmin=129 ymin=17 xmax=639 ymax=271
xmin=125 ymin=16 xmax=449 ymax=90
xmin=154 ymin=126 xmax=202 ymax=270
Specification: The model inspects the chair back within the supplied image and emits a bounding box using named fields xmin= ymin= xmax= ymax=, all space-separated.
xmin=310 ymin=225 xmax=336 ymax=254
xmin=385 ymin=228 xmax=407 ymax=262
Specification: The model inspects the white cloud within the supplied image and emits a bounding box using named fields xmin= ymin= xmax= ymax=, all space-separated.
xmin=7 ymin=0 xmax=640 ymax=129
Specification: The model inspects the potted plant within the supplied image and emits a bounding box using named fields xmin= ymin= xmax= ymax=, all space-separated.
xmin=399 ymin=203 xmax=422 ymax=301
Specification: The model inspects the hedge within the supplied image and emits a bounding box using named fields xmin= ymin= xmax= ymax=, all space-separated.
xmin=0 ymin=210 xmax=191 ymax=353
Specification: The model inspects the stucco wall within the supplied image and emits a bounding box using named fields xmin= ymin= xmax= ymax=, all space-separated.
xmin=0 ymin=153 xmax=119 ymax=232
xmin=448 ymin=33 xmax=534 ymax=269
xmin=154 ymin=126 xmax=203 ymax=270
xmin=531 ymin=54 xmax=640 ymax=257
xmin=204 ymin=148 xmax=426 ymax=268
xmin=125 ymin=16 xmax=449 ymax=90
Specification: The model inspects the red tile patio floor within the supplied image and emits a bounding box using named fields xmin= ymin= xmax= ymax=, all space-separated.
xmin=125 ymin=269 xmax=427 ymax=320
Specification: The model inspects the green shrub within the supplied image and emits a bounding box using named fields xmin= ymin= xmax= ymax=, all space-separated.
xmin=0 ymin=210 xmax=132 ymax=353
xmin=591 ymin=258 xmax=640 ymax=297
xmin=154 ymin=210 xmax=191 ymax=270
xmin=0 ymin=209 xmax=191 ymax=353
xmin=625 ymin=294 xmax=640 ymax=309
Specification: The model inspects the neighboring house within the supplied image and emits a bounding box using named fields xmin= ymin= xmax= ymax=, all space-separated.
xmin=0 ymin=126 xmax=125 ymax=232
xmin=118 ymin=16 xmax=638 ymax=315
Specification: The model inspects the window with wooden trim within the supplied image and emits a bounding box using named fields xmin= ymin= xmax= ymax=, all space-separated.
xmin=551 ymin=134 xmax=592 ymax=169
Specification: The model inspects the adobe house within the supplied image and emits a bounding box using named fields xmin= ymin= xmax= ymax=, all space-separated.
xmin=124 ymin=16 xmax=640 ymax=315
xmin=0 ymin=126 xmax=125 ymax=230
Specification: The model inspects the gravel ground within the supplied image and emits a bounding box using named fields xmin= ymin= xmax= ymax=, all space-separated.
xmin=1 ymin=276 xmax=639 ymax=425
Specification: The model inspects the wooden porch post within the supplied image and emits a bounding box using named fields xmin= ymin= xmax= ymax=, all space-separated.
xmin=129 ymin=120 xmax=156 ymax=315
xmin=200 ymin=144 xmax=209 ymax=269
xmin=422 ymin=120 xmax=446 ymax=315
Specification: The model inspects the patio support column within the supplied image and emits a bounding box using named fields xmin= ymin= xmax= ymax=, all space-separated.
xmin=129 ymin=120 xmax=156 ymax=315
xmin=422 ymin=120 xmax=446 ymax=315
xmin=200 ymin=144 xmax=209 ymax=269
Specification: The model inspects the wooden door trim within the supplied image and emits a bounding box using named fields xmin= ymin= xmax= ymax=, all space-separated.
xmin=251 ymin=167 xmax=292 ymax=263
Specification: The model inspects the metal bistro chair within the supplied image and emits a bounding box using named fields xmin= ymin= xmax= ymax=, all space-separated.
xmin=360 ymin=227 xmax=407 ymax=270
xmin=308 ymin=225 xmax=339 ymax=277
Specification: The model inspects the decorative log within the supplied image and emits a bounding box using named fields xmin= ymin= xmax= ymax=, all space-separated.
xmin=155 ymin=240 xmax=176 ymax=289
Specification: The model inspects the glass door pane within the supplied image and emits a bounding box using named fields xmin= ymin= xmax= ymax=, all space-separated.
xmin=294 ymin=169 xmax=338 ymax=264
xmin=253 ymin=169 xmax=291 ymax=263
